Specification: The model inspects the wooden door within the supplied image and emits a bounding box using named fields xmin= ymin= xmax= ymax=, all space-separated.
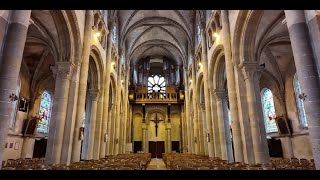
xmin=156 ymin=141 xmax=165 ymax=158
xmin=133 ymin=141 xmax=142 ymax=153
xmin=268 ymin=139 xmax=283 ymax=157
xmin=171 ymin=141 xmax=180 ymax=153
xmin=149 ymin=141 xmax=157 ymax=158
xmin=33 ymin=138 xmax=47 ymax=158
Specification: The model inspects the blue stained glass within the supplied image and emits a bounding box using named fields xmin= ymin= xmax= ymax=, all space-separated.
xmin=294 ymin=74 xmax=308 ymax=128
xmin=37 ymin=91 xmax=52 ymax=133
xmin=261 ymin=89 xmax=278 ymax=133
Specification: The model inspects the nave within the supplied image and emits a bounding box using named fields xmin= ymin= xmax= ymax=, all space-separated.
xmin=1 ymin=10 xmax=320 ymax=171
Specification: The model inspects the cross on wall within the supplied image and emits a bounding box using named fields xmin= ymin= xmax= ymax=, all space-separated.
xmin=149 ymin=113 xmax=164 ymax=137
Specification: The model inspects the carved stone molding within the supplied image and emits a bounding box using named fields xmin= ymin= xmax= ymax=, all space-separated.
xmin=51 ymin=62 xmax=75 ymax=80
xmin=89 ymin=89 xmax=100 ymax=101
xmin=239 ymin=61 xmax=260 ymax=81
xmin=213 ymin=89 xmax=225 ymax=101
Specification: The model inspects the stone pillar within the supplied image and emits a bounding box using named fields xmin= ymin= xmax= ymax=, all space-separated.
xmin=93 ymin=90 xmax=103 ymax=159
xmin=274 ymin=92 xmax=294 ymax=159
xmin=0 ymin=10 xmax=10 ymax=54
xmin=142 ymin=123 xmax=148 ymax=153
xmin=305 ymin=10 xmax=320 ymax=72
xmin=199 ymin=103 xmax=208 ymax=156
xmin=114 ymin=64 xmax=122 ymax=155
xmin=106 ymin=104 xmax=113 ymax=155
xmin=253 ymin=71 xmax=270 ymax=163
xmin=285 ymin=10 xmax=320 ymax=169
xmin=166 ymin=123 xmax=172 ymax=153
xmin=46 ymin=62 xmax=75 ymax=165
xmin=191 ymin=56 xmax=200 ymax=154
xmin=213 ymin=90 xmax=227 ymax=160
xmin=221 ymin=10 xmax=244 ymax=162
xmin=240 ymin=62 xmax=267 ymax=164
xmin=209 ymin=89 xmax=218 ymax=157
xmin=200 ymin=18 xmax=214 ymax=157
xmin=60 ymin=62 xmax=81 ymax=165
xmin=183 ymin=66 xmax=193 ymax=154
xmin=20 ymin=137 xmax=35 ymax=159
xmin=110 ymin=104 xmax=117 ymax=155
xmin=71 ymin=10 xmax=93 ymax=163
xmin=100 ymin=29 xmax=112 ymax=158
xmin=122 ymin=69 xmax=130 ymax=154
xmin=0 ymin=10 xmax=31 ymax=168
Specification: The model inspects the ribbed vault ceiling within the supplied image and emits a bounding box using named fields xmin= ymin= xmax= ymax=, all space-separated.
xmin=116 ymin=10 xmax=197 ymax=66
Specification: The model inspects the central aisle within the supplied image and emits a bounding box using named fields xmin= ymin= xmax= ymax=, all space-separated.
xmin=146 ymin=158 xmax=167 ymax=170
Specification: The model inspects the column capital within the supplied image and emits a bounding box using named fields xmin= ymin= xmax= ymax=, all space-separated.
xmin=213 ymin=89 xmax=225 ymax=101
xmin=89 ymin=89 xmax=100 ymax=101
xmin=142 ymin=123 xmax=148 ymax=129
xmin=200 ymin=18 xmax=206 ymax=30
xmin=199 ymin=103 xmax=206 ymax=110
xmin=51 ymin=62 xmax=75 ymax=80
xmin=239 ymin=61 xmax=263 ymax=81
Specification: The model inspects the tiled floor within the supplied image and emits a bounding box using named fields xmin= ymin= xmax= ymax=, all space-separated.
xmin=146 ymin=158 xmax=167 ymax=170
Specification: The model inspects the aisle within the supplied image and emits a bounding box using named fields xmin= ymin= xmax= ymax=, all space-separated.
xmin=146 ymin=158 xmax=167 ymax=170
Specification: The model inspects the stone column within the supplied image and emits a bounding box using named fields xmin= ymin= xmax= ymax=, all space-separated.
xmin=100 ymin=29 xmax=112 ymax=158
xmin=93 ymin=90 xmax=103 ymax=159
xmin=110 ymin=104 xmax=117 ymax=155
xmin=239 ymin=62 xmax=267 ymax=164
xmin=166 ymin=123 xmax=172 ymax=153
xmin=305 ymin=10 xmax=320 ymax=72
xmin=183 ymin=66 xmax=193 ymax=154
xmin=209 ymin=89 xmax=218 ymax=157
xmin=61 ymin=62 xmax=81 ymax=164
xmin=285 ymin=10 xmax=320 ymax=169
xmin=213 ymin=90 xmax=227 ymax=160
xmin=122 ymin=69 xmax=129 ymax=154
xmin=253 ymin=71 xmax=270 ymax=163
xmin=106 ymin=104 xmax=113 ymax=155
xmin=274 ymin=92 xmax=294 ymax=159
xmin=114 ymin=65 xmax=122 ymax=155
xmin=0 ymin=10 xmax=31 ymax=168
xmin=46 ymin=62 xmax=75 ymax=165
xmin=191 ymin=56 xmax=200 ymax=155
xmin=200 ymin=18 xmax=214 ymax=157
xmin=221 ymin=10 xmax=244 ymax=162
xmin=181 ymin=106 xmax=187 ymax=153
xmin=71 ymin=10 xmax=93 ymax=163
xmin=142 ymin=123 xmax=148 ymax=153
xmin=199 ymin=103 xmax=208 ymax=156
xmin=0 ymin=10 xmax=10 ymax=54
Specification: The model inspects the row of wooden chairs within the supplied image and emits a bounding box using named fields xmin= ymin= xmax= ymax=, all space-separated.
xmin=1 ymin=153 xmax=152 ymax=170
xmin=163 ymin=153 xmax=315 ymax=170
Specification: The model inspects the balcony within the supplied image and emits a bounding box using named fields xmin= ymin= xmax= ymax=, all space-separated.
xmin=129 ymin=91 xmax=184 ymax=104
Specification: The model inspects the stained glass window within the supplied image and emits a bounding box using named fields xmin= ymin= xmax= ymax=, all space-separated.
xmin=112 ymin=25 xmax=117 ymax=44
xmin=294 ymin=74 xmax=308 ymax=128
xmin=261 ymin=88 xmax=278 ymax=133
xmin=197 ymin=24 xmax=202 ymax=44
xmin=148 ymin=75 xmax=166 ymax=98
xmin=37 ymin=91 xmax=52 ymax=133
xmin=228 ymin=109 xmax=232 ymax=127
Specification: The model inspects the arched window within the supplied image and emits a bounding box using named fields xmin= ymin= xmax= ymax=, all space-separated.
xmin=112 ymin=25 xmax=117 ymax=44
xmin=148 ymin=75 xmax=166 ymax=98
xmin=197 ymin=24 xmax=202 ymax=44
xmin=261 ymin=88 xmax=278 ymax=133
xmin=293 ymin=74 xmax=308 ymax=128
xmin=37 ymin=91 xmax=52 ymax=133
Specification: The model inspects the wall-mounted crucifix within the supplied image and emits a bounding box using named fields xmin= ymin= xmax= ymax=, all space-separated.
xmin=150 ymin=113 xmax=163 ymax=137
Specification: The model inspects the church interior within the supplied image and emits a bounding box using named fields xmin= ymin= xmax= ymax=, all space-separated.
xmin=0 ymin=10 xmax=319 ymax=170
